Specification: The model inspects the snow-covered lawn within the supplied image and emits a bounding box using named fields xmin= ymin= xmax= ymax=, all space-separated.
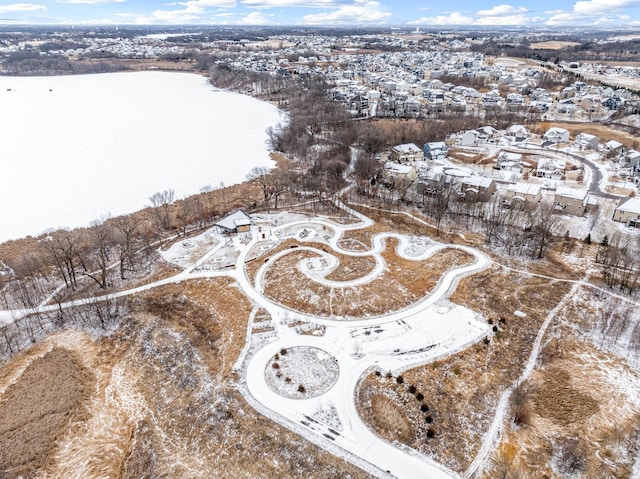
xmin=0 ymin=71 xmax=284 ymax=242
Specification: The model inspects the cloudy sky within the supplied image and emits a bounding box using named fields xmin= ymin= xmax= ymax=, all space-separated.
xmin=1 ymin=0 xmax=640 ymax=26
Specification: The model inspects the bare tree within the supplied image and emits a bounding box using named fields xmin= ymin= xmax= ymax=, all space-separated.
xmin=79 ymin=217 xmax=114 ymax=289
xmin=112 ymin=215 xmax=142 ymax=280
xmin=149 ymin=189 xmax=175 ymax=231
xmin=246 ymin=166 xmax=275 ymax=207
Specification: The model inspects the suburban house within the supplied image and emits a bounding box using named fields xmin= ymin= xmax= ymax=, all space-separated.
xmin=574 ymin=133 xmax=599 ymax=150
xmin=543 ymin=127 xmax=570 ymax=144
xmin=460 ymin=176 xmax=496 ymax=201
xmin=416 ymin=169 xmax=455 ymax=196
xmin=458 ymin=130 xmax=485 ymax=147
xmin=503 ymin=182 xmax=542 ymax=207
xmin=424 ymin=141 xmax=448 ymax=160
xmin=619 ymin=149 xmax=640 ymax=168
xmin=383 ymin=161 xmax=418 ymax=187
xmin=603 ymin=140 xmax=625 ymax=157
xmin=496 ymin=152 xmax=523 ymax=172
xmin=390 ymin=143 xmax=424 ymax=163
xmin=553 ymin=186 xmax=590 ymax=216
xmin=537 ymin=158 xmax=566 ymax=179
xmin=612 ymin=198 xmax=640 ymax=227
xmin=506 ymin=125 xmax=529 ymax=142
xmin=215 ymin=210 xmax=252 ymax=234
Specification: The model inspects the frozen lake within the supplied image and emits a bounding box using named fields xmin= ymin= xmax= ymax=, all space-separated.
xmin=0 ymin=71 xmax=285 ymax=242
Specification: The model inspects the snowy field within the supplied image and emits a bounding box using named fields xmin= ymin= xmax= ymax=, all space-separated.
xmin=0 ymin=71 xmax=284 ymax=242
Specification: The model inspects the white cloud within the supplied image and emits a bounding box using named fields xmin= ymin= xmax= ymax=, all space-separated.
xmin=242 ymin=0 xmax=344 ymax=6
xmin=574 ymin=0 xmax=640 ymax=15
xmin=136 ymin=0 xmax=236 ymax=23
xmin=408 ymin=12 xmax=474 ymax=25
xmin=476 ymin=4 xmax=528 ymax=16
xmin=237 ymin=10 xmax=272 ymax=23
xmin=57 ymin=0 xmax=124 ymax=4
xmin=475 ymin=13 xmax=540 ymax=25
xmin=302 ymin=0 xmax=390 ymax=24
xmin=0 ymin=3 xmax=46 ymax=13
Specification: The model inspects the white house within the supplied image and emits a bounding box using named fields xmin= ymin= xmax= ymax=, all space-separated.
xmin=574 ymin=133 xmax=599 ymax=150
xmin=543 ymin=127 xmax=570 ymax=144
xmin=506 ymin=125 xmax=529 ymax=142
xmin=496 ymin=152 xmax=523 ymax=172
xmin=390 ymin=143 xmax=424 ymax=163
xmin=537 ymin=158 xmax=566 ymax=179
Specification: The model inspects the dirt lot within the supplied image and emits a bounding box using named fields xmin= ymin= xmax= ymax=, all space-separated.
xmin=0 ymin=347 xmax=94 ymax=478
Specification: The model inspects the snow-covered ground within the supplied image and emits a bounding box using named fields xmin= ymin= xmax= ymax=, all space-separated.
xmin=0 ymin=71 xmax=285 ymax=242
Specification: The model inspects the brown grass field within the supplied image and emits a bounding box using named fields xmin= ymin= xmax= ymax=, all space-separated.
xmin=0 ymin=276 xmax=372 ymax=478
xmin=358 ymin=265 xmax=572 ymax=472
xmin=0 ymin=347 xmax=94 ymax=478
xmin=484 ymin=336 xmax=640 ymax=479
xmin=263 ymin=239 xmax=474 ymax=319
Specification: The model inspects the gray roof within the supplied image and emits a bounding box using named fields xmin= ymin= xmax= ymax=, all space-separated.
xmin=215 ymin=210 xmax=252 ymax=231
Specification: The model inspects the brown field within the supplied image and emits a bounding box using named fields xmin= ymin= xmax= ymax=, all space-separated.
xmin=357 ymin=266 xmax=572 ymax=472
xmin=0 ymin=276 xmax=372 ymax=479
xmin=263 ymin=239 xmax=474 ymax=318
xmin=530 ymin=41 xmax=580 ymax=50
xmin=484 ymin=337 xmax=640 ymax=479
xmin=0 ymin=347 xmax=94 ymax=478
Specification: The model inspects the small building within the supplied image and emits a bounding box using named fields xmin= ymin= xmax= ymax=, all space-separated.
xmin=458 ymin=130 xmax=484 ymax=147
xmin=543 ymin=127 xmax=570 ymax=144
xmin=613 ymin=197 xmax=640 ymax=227
xmin=503 ymin=182 xmax=542 ymax=207
xmin=424 ymin=141 xmax=448 ymax=160
xmin=537 ymin=158 xmax=566 ymax=180
xmin=383 ymin=161 xmax=418 ymax=187
xmin=603 ymin=140 xmax=625 ymax=156
xmin=460 ymin=176 xmax=496 ymax=201
xmin=553 ymin=186 xmax=589 ymax=216
xmin=390 ymin=143 xmax=424 ymax=163
xmin=574 ymin=133 xmax=599 ymax=150
xmin=620 ymin=149 xmax=640 ymax=168
xmin=496 ymin=152 xmax=523 ymax=172
xmin=214 ymin=210 xmax=252 ymax=234
xmin=506 ymin=125 xmax=529 ymax=142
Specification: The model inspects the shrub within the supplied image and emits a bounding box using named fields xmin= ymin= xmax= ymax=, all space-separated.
xmin=272 ymin=362 xmax=280 ymax=369
xmin=274 ymin=353 xmax=280 ymax=360
xmin=426 ymin=427 xmax=436 ymax=438
xmin=396 ymin=375 xmax=404 ymax=384
xmin=280 ymin=348 xmax=288 ymax=355
xmin=375 ymin=370 xmax=382 ymax=377
xmin=425 ymin=415 xmax=433 ymax=424
xmin=420 ymin=404 xmax=429 ymax=413
xmin=416 ymin=392 xmax=424 ymax=401
xmin=408 ymin=385 xmax=417 ymax=394
xmin=298 ymin=384 xmax=306 ymax=393
xmin=285 ymin=377 xmax=291 ymax=383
